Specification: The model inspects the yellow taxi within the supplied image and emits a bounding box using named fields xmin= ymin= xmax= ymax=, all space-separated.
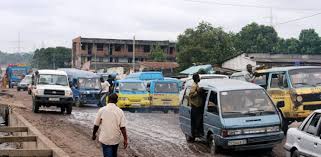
xmin=254 ymin=66 xmax=321 ymax=123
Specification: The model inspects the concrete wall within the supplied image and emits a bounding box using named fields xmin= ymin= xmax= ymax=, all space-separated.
xmin=0 ymin=105 xmax=69 ymax=157
xmin=222 ymin=53 xmax=256 ymax=71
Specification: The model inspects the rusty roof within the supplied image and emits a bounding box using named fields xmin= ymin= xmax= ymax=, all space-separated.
xmin=139 ymin=62 xmax=179 ymax=69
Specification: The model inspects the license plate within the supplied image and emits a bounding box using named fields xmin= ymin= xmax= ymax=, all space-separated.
xmin=49 ymin=98 xmax=60 ymax=101
xmin=228 ymin=139 xmax=247 ymax=146
xmin=132 ymin=104 xmax=141 ymax=107
xmin=163 ymin=103 xmax=171 ymax=106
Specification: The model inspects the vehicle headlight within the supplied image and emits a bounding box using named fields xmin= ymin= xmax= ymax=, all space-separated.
xmin=35 ymin=89 xmax=44 ymax=95
xmin=296 ymin=95 xmax=303 ymax=102
xmin=224 ymin=129 xmax=242 ymax=136
xmin=65 ymin=90 xmax=73 ymax=96
xmin=266 ymin=126 xmax=280 ymax=132
xmin=119 ymin=97 xmax=128 ymax=101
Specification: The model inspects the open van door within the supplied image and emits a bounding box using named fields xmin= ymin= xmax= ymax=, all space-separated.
xmin=179 ymin=86 xmax=193 ymax=140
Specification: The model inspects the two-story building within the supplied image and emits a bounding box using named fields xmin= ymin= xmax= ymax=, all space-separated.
xmin=72 ymin=36 xmax=176 ymax=69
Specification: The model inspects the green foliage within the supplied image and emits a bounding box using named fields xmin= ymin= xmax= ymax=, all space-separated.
xmin=177 ymin=21 xmax=236 ymax=70
xmin=0 ymin=51 xmax=33 ymax=65
xmin=299 ymin=29 xmax=321 ymax=54
xmin=150 ymin=45 xmax=166 ymax=62
xmin=235 ymin=22 xmax=278 ymax=53
xmin=32 ymin=47 xmax=71 ymax=69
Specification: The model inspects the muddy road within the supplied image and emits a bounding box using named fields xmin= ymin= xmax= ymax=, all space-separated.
xmin=2 ymin=89 xmax=288 ymax=157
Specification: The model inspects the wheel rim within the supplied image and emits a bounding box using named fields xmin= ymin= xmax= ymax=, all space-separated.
xmin=210 ymin=139 xmax=216 ymax=154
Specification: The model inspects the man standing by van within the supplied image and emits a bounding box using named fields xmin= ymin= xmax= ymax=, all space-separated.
xmin=244 ymin=64 xmax=255 ymax=82
xmin=189 ymin=73 xmax=203 ymax=137
xmin=92 ymin=93 xmax=128 ymax=157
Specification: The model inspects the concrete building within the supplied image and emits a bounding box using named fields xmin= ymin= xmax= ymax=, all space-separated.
xmin=72 ymin=37 xmax=176 ymax=69
xmin=222 ymin=53 xmax=321 ymax=71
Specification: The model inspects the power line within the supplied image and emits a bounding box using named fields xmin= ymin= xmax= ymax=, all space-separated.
xmin=183 ymin=0 xmax=321 ymax=11
xmin=276 ymin=12 xmax=321 ymax=25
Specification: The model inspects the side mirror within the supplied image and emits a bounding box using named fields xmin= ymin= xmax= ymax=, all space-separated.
xmin=276 ymin=101 xmax=285 ymax=108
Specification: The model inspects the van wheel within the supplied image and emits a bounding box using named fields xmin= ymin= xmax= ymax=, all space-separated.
xmin=209 ymin=135 xmax=219 ymax=155
xmin=32 ymin=100 xmax=39 ymax=113
xmin=185 ymin=134 xmax=195 ymax=143
xmin=66 ymin=104 xmax=72 ymax=114
xmin=291 ymin=149 xmax=299 ymax=157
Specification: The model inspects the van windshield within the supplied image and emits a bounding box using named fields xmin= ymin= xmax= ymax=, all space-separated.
xmin=154 ymin=82 xmax=178 ymax=93
xmin=289 ymin=68 xmax=321 ymax=88
xmin=119 ymin=82 xmax=146 ymax=92
xmin=220 ymin=89 xmax=276 ymax=118
xmin=78 ymin=78 xmax=101 ymax=90
xmin=38 ymin=74 xmax=68 ymax=86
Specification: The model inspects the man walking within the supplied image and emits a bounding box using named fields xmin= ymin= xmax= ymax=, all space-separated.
xmin=92 ymin=93 xmax=128 ymax=157
xmin=189 ymin=73 xmax=204 ymax=138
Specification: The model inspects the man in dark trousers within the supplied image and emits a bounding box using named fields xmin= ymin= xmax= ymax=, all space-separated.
xmin=189 ymin=73 xmax=204 ymax=138
xmin=92 ymin=93 xmax=128 ymax=157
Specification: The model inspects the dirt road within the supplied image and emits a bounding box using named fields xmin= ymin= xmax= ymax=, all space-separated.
xmin=3 ymin=89 xmax=288 ymax=157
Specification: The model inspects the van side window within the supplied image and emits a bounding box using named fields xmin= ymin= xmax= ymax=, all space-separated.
xmin=253 ymin=73 xmax=268 ymax=89
xmin=304 ymin=113 xmax=321 ymax=135
xmin=182 ymin=87 xmax=191 ymax=106
xmin=270 ymin=73 xmax=288 ymax=88
xmin=207 ymin=91 xmax=219 ymax=115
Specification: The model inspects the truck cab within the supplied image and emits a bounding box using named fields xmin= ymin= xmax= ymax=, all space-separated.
xmin=31 ymin=70 xmax=73 ymax=114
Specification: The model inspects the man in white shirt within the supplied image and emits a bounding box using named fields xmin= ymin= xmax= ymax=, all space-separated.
xmin=92 ymin=93 xmax=128 ymax=157
xmin=99 ymin=77 xmax=110 ymax=107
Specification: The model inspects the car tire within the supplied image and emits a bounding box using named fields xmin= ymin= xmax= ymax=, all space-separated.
xmin=291 ymin=149 xmax=299 ymax=157
xmin=209 ymin=135 xmax=220 ymax=155
xmin=185 ymin=134 xmax=195 ymax=143
xmin=66 ymin=104 xmax=72 ymax=114
xmin=32 ymin=100 xmax=39 ymax=113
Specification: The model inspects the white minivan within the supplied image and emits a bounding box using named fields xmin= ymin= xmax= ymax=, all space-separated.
xmin=31 ymin=70 xmax=73 ymax=114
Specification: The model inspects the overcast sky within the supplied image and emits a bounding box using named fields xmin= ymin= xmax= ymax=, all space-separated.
xmin=1 ymin=0 xmax=321 ymax=53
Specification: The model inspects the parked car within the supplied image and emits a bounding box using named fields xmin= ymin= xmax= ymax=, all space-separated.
xmin=179 ymin=79 xmax=284 ymax=154
xmin=31 ymin=70 xmax=73 ymax=114
xmin=284 ymin=109 xmax=321 ymax=157
xmin=17 ymin=75 xmax=32 ymax=91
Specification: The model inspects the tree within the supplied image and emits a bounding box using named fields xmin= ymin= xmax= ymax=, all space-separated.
xmin=177 ymin=21 xmax=236 ymax=70
xmin=299 ymin=29 xmax=321 ymax=54
xmin=150 ymin=45 xmax=166 ymax=62
xmin=32 ymin=47 xmax=71 ymax=69
xmin=0 ymin=51 xmax=33 ymax=65
xmin=235 ymin=22 xmax=278 ymax=53
xmin=274 ymin=38 xmax=300 ymax=53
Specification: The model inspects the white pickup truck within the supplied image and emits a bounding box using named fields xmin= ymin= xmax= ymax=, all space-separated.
xmin=31 ymin=70 xmax=73 ymax=114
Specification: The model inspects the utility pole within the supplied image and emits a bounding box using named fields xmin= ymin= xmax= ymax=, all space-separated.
xmin=17 ymin=32 xmax=21 ymax=53
xmin=270 ymin=7 xmax=273 ymax=27
xmin=132 ymin=35 xmax=136 ymax=73
xmin=94 ymin=42 xmax=97 ymax=72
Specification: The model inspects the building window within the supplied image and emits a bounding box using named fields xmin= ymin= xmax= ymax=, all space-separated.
xmin=98 ymin=57 xmax=103 ymax=62
xmin=110 ymin=57 xmax=113 ymax=62
xmin=96 ymin=43 xmax=104 ymax=51
xmin=141 ymin=58 xmax=144 ymax=62
xmin=115 ymin=44 xmax=122 ymax=51
xmin=128 ymin=58 xmax=132 ymax=63
xmin=81 ymin=43 xmax=86 ymax=50
xmin=114 ymin=58 xmax=119 ymax=63
xmin=128 ymin=45 xmax=133 ymax=52
xmin=170 ymin=47 xmax=174 ymax=54
xmin=109 ymin=45 xmax=113 ymax=55
xmin=144 ymin=45 xmax=150 ymax=53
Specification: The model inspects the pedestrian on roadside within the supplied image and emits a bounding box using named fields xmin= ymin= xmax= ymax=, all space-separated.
xmin=99 ymin=77 xmax=110 ymax=107
xmin=92 ymin=93 xmax=128 ymax=157
xmin=189 ymin=73 xmax=204 ymax=138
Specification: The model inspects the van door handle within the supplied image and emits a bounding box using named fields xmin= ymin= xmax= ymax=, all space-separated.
xmin=297 ymin=137 xmax=301 ymax=141
xmin=314 ymin=143 xmax=318 ymax=147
